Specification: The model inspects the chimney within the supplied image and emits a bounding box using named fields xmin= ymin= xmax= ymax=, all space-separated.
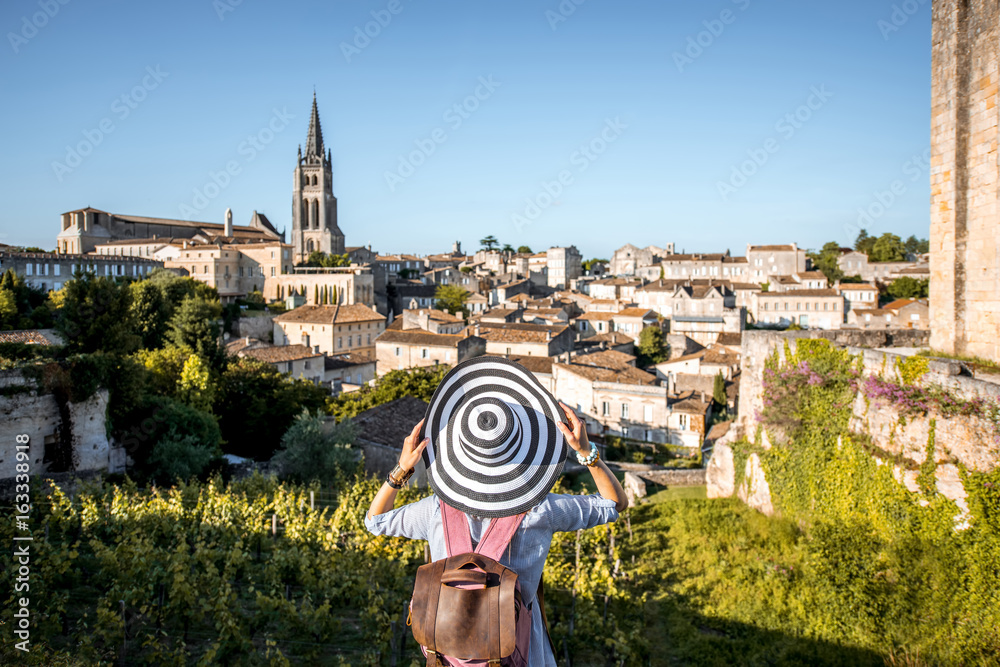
xmin=474 ymin=324 xmax=481 ymax=336
xmin=701 ymin=391 xmax=706 ymax=403
xmin=224 ymin=208 xmax=233 ymax=237
xmin=563 ymin=351 xmax=571 ymax=363
xmin=244 ymin=337 xmax=250 ymax=345
xmin=546 ymin=330 xmax=552 ymax=341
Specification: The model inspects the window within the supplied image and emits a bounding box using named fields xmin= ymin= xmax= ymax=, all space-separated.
xmin=395 ymin=347 xmax=402 ymax=356
xmin=54 ymin=265 xmax=60 ymax=276
xmin=304 ymin=361 xmax=311 ymax=369
xmin=421 ymin=349 xmax=429 ymax=359
xmin=338 ymin=337 xmax=343 ymax=348
xmin=602 ymin=401 xmax=610 ymax=416
xmin=643 ymin=405 xmax=653 ymax=422
xmin=679 ymin=414 xmax=689 ymax=430
xmin=25 ymin=264 xmax=32 ymax=276
xmin=621 ymin=403 xmax=629 ymax=419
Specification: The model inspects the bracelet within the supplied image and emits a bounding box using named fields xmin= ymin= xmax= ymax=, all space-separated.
xmin=386 ymin=472 xmax=403 ymax=489
xmin=576 ymin=444 xmax=599 ymax=467
xmin=388 ymin=464 xmax=415 ymax=488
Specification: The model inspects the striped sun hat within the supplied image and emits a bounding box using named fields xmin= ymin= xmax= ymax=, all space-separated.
xmin=420 ymin=356 xmax=568 ymax=518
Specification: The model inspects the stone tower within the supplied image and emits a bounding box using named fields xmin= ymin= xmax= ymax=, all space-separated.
xmin=931 ymin=0 xmax=1000 ymax=362
xmin=292 ymin=93 xmax=345 ymax=263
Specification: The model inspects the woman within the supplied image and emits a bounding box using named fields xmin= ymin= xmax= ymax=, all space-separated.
xmin=366 ymin=357 xmax=628 ymax=667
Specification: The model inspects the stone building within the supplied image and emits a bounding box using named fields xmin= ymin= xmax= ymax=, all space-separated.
xmin=609 ymin=243 xmax=675 ymax=276
xmin=166 ymin=237 xmax=292 ymax=302
xmin=56 ymin=206 xmax=282 ymax=255
xmin=466 ymin=322 xmax=574 ymax=357
xmin=375 ymin=328 xmax=486 ymax=375
xmin=847 ymin=299 xmax=930 ymax=331
xmin=753 ymin=289 xmax=845 ymax=329
xmin=930 ymin=0 xmax=1000 ymax=361
xmin=658 ymin=252 xmax=749 ymax=281
xmin=837 ymin=282 xmax=879 ymax=313
xmin=264 ymin=266 xmax=375 ymax=307
xmin=291 ymin=93 xmax=346 ymax=263
xmin=745 ymin=244 xmax=807 ymax=284
xmin=273 ymin=303 xmax=385 ymax=356
xmin=225 ymin=338 xmax=325 ymax=385
xmin=552 ymin=350 xmax=673 ymax=443
xmin=546 ymin=246 xmax=583 ymax=289
xmin=0 ymin=250 xmax=162 ymax=292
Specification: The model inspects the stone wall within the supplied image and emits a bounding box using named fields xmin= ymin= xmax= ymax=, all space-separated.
xmin=931 ymin=0 xmax=1000 ymax=362
xmin=0 ymin=384 xmax=116 ymax=479
xmin=711 ymin=330 xmax=997 ymax=521
xmin=234 ymin=313 xmax=275 ymax=341
xmin=737 ymin=329 xmax=930 ymax=438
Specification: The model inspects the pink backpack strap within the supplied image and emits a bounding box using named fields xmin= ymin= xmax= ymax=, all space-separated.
xmin=439 ymin=499 xmax=473 ymax=557
xmin=474 ymin=513 xmax=526 ymax=562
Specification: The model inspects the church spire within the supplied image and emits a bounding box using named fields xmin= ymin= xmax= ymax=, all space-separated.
xmin=305 ymin=92 xmax=324 ymax=158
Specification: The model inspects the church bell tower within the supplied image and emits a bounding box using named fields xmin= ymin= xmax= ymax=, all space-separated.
xmin=292 ymin=93 xmax=345 ymax=263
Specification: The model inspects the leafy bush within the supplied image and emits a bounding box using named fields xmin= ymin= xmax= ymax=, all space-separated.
xmin=273 ymin=412 xmax=359 ymax=483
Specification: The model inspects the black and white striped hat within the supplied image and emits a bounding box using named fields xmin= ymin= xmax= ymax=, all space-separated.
xmin=420 ymin=356 xmax=568 ymax=518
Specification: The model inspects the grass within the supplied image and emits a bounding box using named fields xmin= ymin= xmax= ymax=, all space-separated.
xmin=643 ymin=484 xmax=707 ymax=504
xmin=916 ymin=349 xmax=1000 ymax=375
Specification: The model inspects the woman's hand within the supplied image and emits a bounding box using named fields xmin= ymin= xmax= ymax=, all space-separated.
xmin=399 ymin=418 xmax=429 ymax=472
xmin=556 ymin=402 xmax=590 ymax=455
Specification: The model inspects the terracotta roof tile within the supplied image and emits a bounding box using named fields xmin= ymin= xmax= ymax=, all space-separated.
xmin=275 ymin=304 xmax=384 ymax=325
xmin=241 ymin=344 xmax=323 ymax=364
xmin=377 ymin=329 xmax=469 ymax=348
xmin=470 ymin=323 xmax=568 ymax=343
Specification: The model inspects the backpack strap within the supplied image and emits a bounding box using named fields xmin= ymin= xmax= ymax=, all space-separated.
xmin=474 ymin=513 xmax=525 ymax=562
xmin=439 ymin=499 xmax=473 ymax=557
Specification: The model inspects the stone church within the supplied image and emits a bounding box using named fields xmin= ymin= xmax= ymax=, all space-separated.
xmin=291 ymin=93 xmax=346 ymax=263
xmin=56 ymin=93 xmax=347 ymax=265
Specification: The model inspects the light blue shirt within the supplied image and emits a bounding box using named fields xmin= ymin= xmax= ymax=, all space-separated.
xmin=365 ymin=493 xmax=620 ymax=667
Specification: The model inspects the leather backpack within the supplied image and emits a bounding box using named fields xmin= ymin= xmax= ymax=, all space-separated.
xmin=409 ymin=500 xmax=532 ymax=666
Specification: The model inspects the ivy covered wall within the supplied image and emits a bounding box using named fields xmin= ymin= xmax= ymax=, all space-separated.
xmin=707 ymin=331 xmax=1000 ymax=660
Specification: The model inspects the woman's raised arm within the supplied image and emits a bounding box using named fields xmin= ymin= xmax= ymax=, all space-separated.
xmin=557 ymin=402 xmax=629 ymax=513
xmin=366 ymin=418 xmax=429 ymax=521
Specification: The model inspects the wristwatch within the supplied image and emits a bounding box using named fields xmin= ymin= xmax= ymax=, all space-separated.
xmin=387 ymin=464 xmax=415 ymax=489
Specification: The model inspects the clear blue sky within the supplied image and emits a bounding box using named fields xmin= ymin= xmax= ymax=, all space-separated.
xmin=0 ymin=0 xmax=931 ymax=259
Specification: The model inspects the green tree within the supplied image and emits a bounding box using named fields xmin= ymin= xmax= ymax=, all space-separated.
xmin=125 ymin=395 xmax=223 ymax=484
xmin=327 ymin=365 xmax=451 ymax=421
xmin=501 ymin=243 xmax=515 ymax=254
xmin=56 ymin=273 xmax=139 ymax=354
xmin=636 ymin=326 xmax=668 ymax=367
xmin=516 ymin=245 xmax=533 ymax=254
xmin=854 ymin=229 xmax=876 ymax=256
xmin=129 ymin=280 xmax=171 ymax=349
xmin=886 ymin=276 xmax=929 ymax=300
xmin=904 ymin=235 xmax=929 ymax=255
xmin=479 ymin=235 xmax=499 ymax=251
xmin=582 ymin=258 xmax=609 ymax=274
xmin=214 ymin=357 xmax=329 ymax=460
xmin=165 ymin=297 xmax=223 ymax=368
xmin=301 ymin=251 xmax=350 ymax=268
xmin=178 ymin=352 xmax=216 ymax=412
xmin=809 ymin=241 xmax=845 ymax=283
xmin=713 ymin=371 xmax=727 ymax=411
xmin=435 ymin=284 xmax=470 ymax=317
xmin=134 ymin=346 xmax=189 ymax=397
xmin=870 ymin=233 xmax=906 ymax=262
xmin=0 ymin=268 xmax=56 ymax=330
xmin=273 ymin=411 xmax=358 ymax=483
xmin=0 ymin=287 xmax=16 ymax=327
